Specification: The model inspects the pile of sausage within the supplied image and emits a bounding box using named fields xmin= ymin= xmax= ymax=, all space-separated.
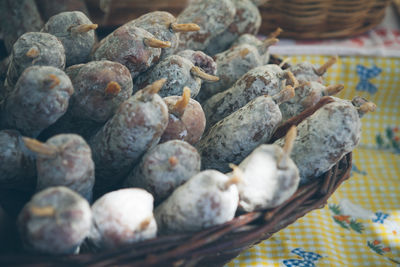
xmin=0 ymin=0 xmax=376 ymax=255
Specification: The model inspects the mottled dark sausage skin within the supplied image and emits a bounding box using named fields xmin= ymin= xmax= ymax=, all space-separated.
xmin=279 ymin=82 xmax=344 ymax=122
xmin=66 ymin=60 xmax=133 ymax=123
xmin=92 ymin=24 xmax=164 ymax=79
xmin=134 ymin=55 xmax=218 ymax=98
xmin=125 ymin=11 xmax=199 ymax=60
xmin=89 ymin=79 xmax=169 ymax=192
xmin=38 ymin=60 xmax=131 ymax=141
xmin=288 ymin=57 xmax=337 ymax=84
xmin=17 ymin=186 xmax=92 ymax=255
xmin=176 ymin=0 xmax=236 ymax=52
xmin=0 ymin=130 xmax=36 ymax=190
xmin=205 ymin=0 xmax=261 ymax=55
xmin=176 ymin=50 xmax=217 ymax=76
xmin=42 ymin=11 xmax=97 ymax=66
xmin=161 ymin=88 xmax=206 ymax=144
xmin=134 ymin=55 xmax=201 ymax=97
xmin=124 ymin=140 xmax=201 ymax=203
xmin=5 ymin=32 xmax=66 ymax=90
xmin=0 ymin=66 xmax=74 ymax=137
xmin=203 ymin=64 xmax=293 ymax=128
xmin=197 ymin=87 xmax=293 ymax=172
xmin=24 ymin=134 xmax=95 ymax=202
xmin=0 ymin=0 xmax=44 ymax=53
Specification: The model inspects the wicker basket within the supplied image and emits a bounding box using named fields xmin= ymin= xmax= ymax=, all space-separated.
xmin=0 ymin=66 xmax=353 ymax=266
xmin=85 ymin=0 xmax=391 ymax=39
xmin=259 ymin=0 xmax=391 ymax=38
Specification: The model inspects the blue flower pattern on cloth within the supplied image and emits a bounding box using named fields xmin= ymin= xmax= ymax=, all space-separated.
xmin=372 ymin=212 xmax=389 ymax=224
xmin=356 ymin=64 xmax=382 ymax=94
xmin=283 ymin=248 xmax=323 ymax=267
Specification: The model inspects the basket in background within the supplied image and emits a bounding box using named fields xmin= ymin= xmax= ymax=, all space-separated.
xmin=259 ymin=0 xmax=391 ymax=39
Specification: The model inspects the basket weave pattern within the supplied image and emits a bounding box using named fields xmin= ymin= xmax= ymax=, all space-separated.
xmin=259 ymin=0 xmax=391 ymax=38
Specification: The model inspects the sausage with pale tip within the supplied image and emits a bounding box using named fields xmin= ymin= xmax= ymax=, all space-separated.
xmin=176 ymin=0 xmax=236 ymax=52
xmin=200 ymin=36 xmax=278 ymax=101
xmin=155 ymin=169 xmax=239 ymax=234
xmin=235 ymin=126 xmax=300 ymax=212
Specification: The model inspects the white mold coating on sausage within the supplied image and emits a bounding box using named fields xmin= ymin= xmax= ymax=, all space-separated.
xmin=233 ymin=34 xmax=270 ymax=64
xmin=88 ymin=188 xmax=157 ymax=250
xmin=236 ymin=144 xmax=299 ymax=212
xmin=155 ymin=170 xmax=238 ymax=233
xmin=176 ymin=50 xmax=217 ymax=75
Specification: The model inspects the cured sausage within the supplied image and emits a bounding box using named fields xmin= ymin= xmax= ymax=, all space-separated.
xmin=17 ymin=186 xmax=92 ymax=254
xmin=161 ymin=87 xmax=206 ymax=144
xmin=124 ymin=140 xmax=201 ymax=203
xmin=155 ymin=169 xmax=239 ymax=233
xmin=197 ymin=85 xmax=294 ymax=172
xmin=87 ymin=188 xmax=157 ymax=250
xmin=89 ymin=79 xmax=169 ymax=192
xmin=23 ymin=134 xmax=95 ymax=202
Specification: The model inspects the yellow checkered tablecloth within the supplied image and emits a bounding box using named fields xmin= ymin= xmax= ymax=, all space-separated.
xmin=227 ymin=56 xmax=400 ymax=266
